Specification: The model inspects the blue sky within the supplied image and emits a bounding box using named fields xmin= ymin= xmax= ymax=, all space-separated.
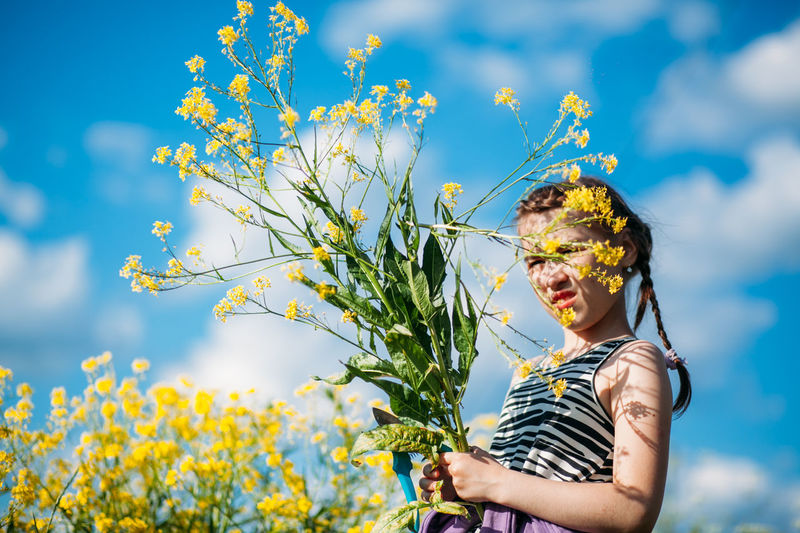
xmin=1 ymin=0 xmax=800 ymax=528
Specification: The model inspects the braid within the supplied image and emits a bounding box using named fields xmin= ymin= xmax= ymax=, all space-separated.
xmin=518 ymin=175 xmax=692 ymax=417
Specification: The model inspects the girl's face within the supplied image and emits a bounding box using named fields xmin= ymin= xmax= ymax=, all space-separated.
xmin=520 ymin=209 xmax=635 ymax=334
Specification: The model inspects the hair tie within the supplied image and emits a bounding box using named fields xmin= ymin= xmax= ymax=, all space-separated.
xmin=664 ymin=349 xmax=686 ymax=370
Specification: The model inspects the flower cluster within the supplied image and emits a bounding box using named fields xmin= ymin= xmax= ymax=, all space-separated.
xmin=0 ymin=357 xmax=398 ymax=531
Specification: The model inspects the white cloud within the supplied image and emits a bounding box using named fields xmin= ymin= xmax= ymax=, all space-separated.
xmin=158 ymin=312 xmax=361 ymax=402
xmin=644 ymin=19 xmax=800 ymax=152
xmin=662 ymin=452 xmax=800 ymax=529
xmin=84 ymin=121 xmax=173 ymax=205
xmin=726 ymin=20 xmax=800 ymax=109
xmin=667 ymin=1 xmax=719 ymax=45
xmin=93 ymin=303 xmax=144 ymax=348
xmin=644 ymin=135 xmax=800 ymax=286
xmin=0 ymin=230 xmax=89 ymax=331
xmin=320 ymin=0 xmax=661 ymax=100
xmin=633 ymin=135 xmax=800 ymax=364
xmin=0 ymin=169 xmax=45 ymax=228
xmin=321 ymin=0 xmax=454 ymax=55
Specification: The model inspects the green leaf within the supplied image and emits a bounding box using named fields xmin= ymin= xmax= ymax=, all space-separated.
xmin=331 ymin=289 xmax=387 ymax=328
xmin=401 ymin=260 xmax=434 ymax=319
xmin=422 ymin=232 xmax=446 ymax=295
xmin=374 ymin=201 xmax=397 ymax=265
xmin=372 ymin=501 xmax=429 ymax=533
xmin=312 ymin=352 xmax=397 ymax=385
xmin=452 ymin=277 xmax=479 ymax=389
xmin=350 ymin=424 xmax=444 ymax=466
xmin=384 ymin=325 xmax=441 ymax=395
xmin=342 ymin=365 xmax=430 ymax=425
xmin=432 ymin=501 xmax=470 ymax=517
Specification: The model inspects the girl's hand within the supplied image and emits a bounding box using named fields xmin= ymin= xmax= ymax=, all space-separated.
xmin=426 ymin=447 xmax=508 ymax=503
xmin=418 ymin=460 xmax=457 ymax=502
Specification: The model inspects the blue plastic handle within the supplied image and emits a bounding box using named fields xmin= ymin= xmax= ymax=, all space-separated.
xmin=390 ymin=444 xmax=452 ymax=532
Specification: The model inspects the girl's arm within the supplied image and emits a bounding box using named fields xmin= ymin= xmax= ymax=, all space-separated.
xmin=425 ymin=341 xmax=673 ymax=533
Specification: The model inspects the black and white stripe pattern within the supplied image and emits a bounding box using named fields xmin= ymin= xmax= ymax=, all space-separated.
xmin=489 ymin=338 xmax=634 ymax=482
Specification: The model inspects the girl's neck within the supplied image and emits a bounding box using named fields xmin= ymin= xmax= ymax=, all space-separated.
xmin=560 ymin=297 xmax=634 ymax=359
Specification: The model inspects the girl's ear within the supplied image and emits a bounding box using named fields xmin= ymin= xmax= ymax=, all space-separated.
xmin=619 ymin=229 xmax=638 ymax=268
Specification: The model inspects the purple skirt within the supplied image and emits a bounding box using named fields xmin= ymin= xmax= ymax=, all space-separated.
xmin=420 ymin=502 xmax=579 ymax=533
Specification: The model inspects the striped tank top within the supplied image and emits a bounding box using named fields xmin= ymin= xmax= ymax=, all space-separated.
xmin=489 ymin=337 xmax=635 ymax=482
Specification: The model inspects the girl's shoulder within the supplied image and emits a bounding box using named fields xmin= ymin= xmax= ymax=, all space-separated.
xmin=597 ymin=338 xmax=672 ymax=414
xmin=602 ymin=338 xmax=664 ymax=370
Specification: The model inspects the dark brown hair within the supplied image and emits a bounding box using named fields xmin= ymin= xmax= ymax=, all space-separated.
xmin=516 ymin=176 xmax=691 ymax=416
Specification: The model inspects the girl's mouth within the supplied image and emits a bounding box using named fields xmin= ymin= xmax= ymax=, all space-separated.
xmin=551 ymin=290 xmax=576 ymax=310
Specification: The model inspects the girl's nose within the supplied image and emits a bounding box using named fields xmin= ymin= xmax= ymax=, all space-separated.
xmin=536 ymin=261 xmax=569 ymax=289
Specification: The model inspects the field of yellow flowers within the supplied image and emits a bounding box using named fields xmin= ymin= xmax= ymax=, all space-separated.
xmin=0 ymin=354 xmax=401 ymax=532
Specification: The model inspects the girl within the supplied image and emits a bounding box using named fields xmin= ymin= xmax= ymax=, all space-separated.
xmin=418 ymin=176 xmax=691 ymax=533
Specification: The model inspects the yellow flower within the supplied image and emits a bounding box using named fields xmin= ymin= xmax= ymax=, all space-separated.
xmin=190 ymin=186 xmax=208 ymax=206
xmin=325 ymin=221 xmax=343 ymax=243
xmin=396 ymin=79 xmax=411 ymax=90
xmin=350 ymin=207 xmax=367 ymax=231
xmin=315 ymin=281 xmax=336 ymax=300
xmin=81 ymin=356 xmax=98 ymax=373
xmin=94 ymin=513 xmax=114 ymax=533
xmin=194 ymin=390 xmax=213 ymax=416
xmin=152 ymin=145 xmax=172 ymax=164
xmin=600 ymin=154 xmax=618 ymax=174
xmin=236 ymin=0 xmax=253 ymax=19
xmin=441 ymin=182 xmax=462 ymax=209
xmin=543 ymin=238 xmax=560 ymax=255
xmin=568 ymin=163 xmax=581 ymax=183
xmin=417 ymin=91 xmax=438 ymax=109
xmin=279 ymin=106 xmax=300 ymax=129
xmin=560 ymin=91 xmax=592 ymax=119
xmin=366 ymin=33 xmax=382 ymax=51
xmin=308 ymin=106 xmax=327 ymax=122
xmin=500 ymin=310 xmax=512 ymax=326
xmin=252 ymin=275 xmax=271 ymax=296
xmin=550 ymin=378 xmax=568 ymax=398
xmin=331 ymin=446 xmax=348 ymax=463
xmin=175 ymin=87 xmax=217 ymax=125
xmin=185 ymin=55 xmax=205 ymax=74
xmin=556 ymin=307 xmax=576 ymax=327
xmin=172 ymin=142 xmax=198 ymax=180
xmin=551 ymin=350 xmax=566 ymax=367
xmin=341 ymin=310 xmax=357 ymax=323
xmin=101 ymin=400 xmax=117 ymax=420
xmin=272 ymin=147 xmax=286 ymax=165
xmin=229 ymin=74 xmax=250 ymax=102
xmin=575 ymin=264 xmax=592 ymax=279
xmin=492 ymin=273 xmax=507 ymax=291
xmin=371 ymin=85 xmax=389 ymax=100
xmin=592 ymin=240 xmax=625 ymax=266
xmin=95 ymin=377 xmax=113 ymax=396
xmin=285 ymin=299 xmax=298 ymax=320
xmin=218 ymin=25 xmax=239 ymax=46
xmin=312 ymin=246 xmax=330 ymax=263
xmin=494 ymin=87 xmax=519 ymax=109
xmin=516 ymin=360 xmax=533 ymax=379
xmin=283 ymin=261 xmax=306 ymax=282
xmin=575 ymin=128 xmax=590 ymax=148
xmin=152 ymin=220 xmax=173 ymax=239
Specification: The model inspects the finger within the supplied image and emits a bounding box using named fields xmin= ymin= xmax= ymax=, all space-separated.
xmin=439 ymin=452 xmax=453 ymax=464
xmin=418 ymin=477 xmax=433 ymax=492
xmin=421 ymin=490 xmax=431 ymax=502
xmin=422 ymin=462 xmax=438 ymax=478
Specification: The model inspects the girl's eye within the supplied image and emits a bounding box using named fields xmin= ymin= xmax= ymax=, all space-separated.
xmin=527 ymin=259 xmax=545 ymax=271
